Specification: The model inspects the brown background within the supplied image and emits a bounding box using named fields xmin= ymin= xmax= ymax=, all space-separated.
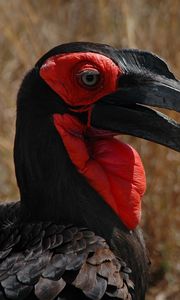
xmin=0 ymin=1 xmax=179 ymax=298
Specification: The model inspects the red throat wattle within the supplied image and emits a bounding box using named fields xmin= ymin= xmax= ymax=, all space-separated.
xmin=53 ymin=114 xmax=146 ymax=230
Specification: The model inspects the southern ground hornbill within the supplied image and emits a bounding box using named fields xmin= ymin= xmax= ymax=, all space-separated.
xmin=0 ymin=42 xmax=179 ymax=300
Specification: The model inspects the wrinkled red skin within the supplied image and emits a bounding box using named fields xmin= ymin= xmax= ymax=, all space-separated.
xmin=54 ymin=114 xmax=146 ymax=229
xmin=40 ymin=52 xmax=146 ymax=230
xmin=40 ymin=52 xmax=120 ymax=106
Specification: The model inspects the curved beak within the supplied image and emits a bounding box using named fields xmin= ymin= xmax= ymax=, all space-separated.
xmin=91 ymin=64 xmax=180 ymax=152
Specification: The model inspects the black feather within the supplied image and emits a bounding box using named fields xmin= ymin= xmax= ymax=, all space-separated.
xmin=1 ymin=42 xmax=159 ymax=299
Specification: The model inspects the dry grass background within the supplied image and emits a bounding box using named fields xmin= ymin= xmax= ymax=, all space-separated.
xmin=0 ymin=0 xmax=179 ymax=298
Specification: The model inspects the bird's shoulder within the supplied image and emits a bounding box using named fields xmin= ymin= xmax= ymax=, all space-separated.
xmin=0 ymin=202 xmax=134 ymax=300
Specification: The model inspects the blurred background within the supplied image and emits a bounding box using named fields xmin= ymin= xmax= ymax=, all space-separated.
xmin=0 ymin=0 xmax=179 ymax=298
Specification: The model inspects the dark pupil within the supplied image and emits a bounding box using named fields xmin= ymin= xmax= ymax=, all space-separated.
xmin=86 ymin=75 xmax=95 ymax=82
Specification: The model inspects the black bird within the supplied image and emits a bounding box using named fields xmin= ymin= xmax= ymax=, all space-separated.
xmin=0 ymin=42 xmax=179 ymax=300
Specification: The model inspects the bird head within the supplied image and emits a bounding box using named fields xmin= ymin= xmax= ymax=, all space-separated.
xmin=15 ymin=42 xmax=180 ymax=230
xmin=36 ymin=42 xmax=180 ymax=150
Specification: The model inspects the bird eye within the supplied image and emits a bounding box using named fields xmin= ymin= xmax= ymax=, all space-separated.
xmin=78 ymin=69 xmax=100 ymax=87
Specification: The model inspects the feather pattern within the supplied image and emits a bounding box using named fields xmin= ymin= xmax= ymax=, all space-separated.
xmin=0 ymin=202 xmax=134 ymax=300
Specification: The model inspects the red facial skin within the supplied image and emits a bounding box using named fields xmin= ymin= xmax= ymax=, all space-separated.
xmin=40 ymin=52 xmax=146 ymax=230
xmin=40 ymin=52 xmax=120 ymax=106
